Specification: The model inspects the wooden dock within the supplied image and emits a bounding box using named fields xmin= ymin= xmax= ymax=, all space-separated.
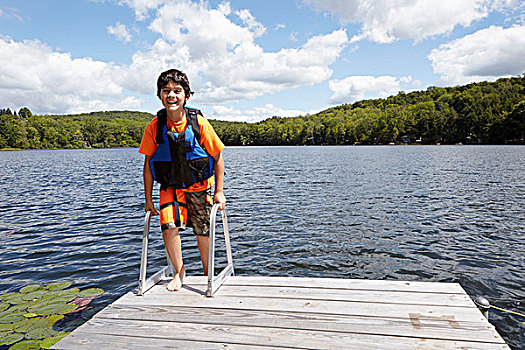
xmin=52 ymin=276 xmax=509 ymax=349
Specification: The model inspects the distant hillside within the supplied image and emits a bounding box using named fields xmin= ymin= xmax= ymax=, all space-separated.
xmin=1 ymin=75 xmax=524 ymax=150
xmin=0 ymin=109 xmax=153 ymax=149
xmin=212 ymin=74 xmax=525 ymax=145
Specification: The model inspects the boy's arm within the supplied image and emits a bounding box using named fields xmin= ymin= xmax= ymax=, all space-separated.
xmin=212 ymin=152 xmax=226 ymax=210
xmin=143 ymin=155 xmax=158 ymax=215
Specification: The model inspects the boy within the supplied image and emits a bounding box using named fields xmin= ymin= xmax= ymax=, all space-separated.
xmin=139 ymin=69 xmax=226 ymax=292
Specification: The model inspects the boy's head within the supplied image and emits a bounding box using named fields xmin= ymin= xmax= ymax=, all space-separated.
xmin=156 ymin=69 xmax=192 ymax=99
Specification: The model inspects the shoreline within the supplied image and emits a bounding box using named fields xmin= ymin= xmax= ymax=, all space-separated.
xmin=3 ymin=144 xmax=525 ymax=152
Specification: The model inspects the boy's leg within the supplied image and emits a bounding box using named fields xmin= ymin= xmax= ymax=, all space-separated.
xmin=159 ymin=188 xmax=188 ymax=291
xmin=162 ymin=228 xmax=185 ymax=291
xmin=196 ymin=235 xmax=209 ymax=276
xmin=185 ymin=188 xmax=213 ymax=276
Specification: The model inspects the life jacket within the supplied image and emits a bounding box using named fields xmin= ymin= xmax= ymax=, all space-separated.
xmin=149 ymin=107 xmax=214 ymax=190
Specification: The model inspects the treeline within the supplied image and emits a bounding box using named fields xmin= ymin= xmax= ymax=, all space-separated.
xmin=213 ymin=75 xmax=525 ymax=145
xmin=1 ymin=75 xmax=524 ymax=150
xmin=0 ymin=110 xmax=150 ymax=149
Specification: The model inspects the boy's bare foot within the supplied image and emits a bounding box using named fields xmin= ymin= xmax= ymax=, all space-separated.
xmin=166 ymin=267 xmax=186 ymax=292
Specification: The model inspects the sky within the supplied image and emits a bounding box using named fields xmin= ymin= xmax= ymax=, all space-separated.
xmin=0 ymin=0 xmax=524 ymax=122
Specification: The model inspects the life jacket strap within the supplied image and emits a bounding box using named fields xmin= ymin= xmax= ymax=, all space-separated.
xmin=186 ymin=108 xmax=201 ymax=140
xmin=155 ymin=107 xmax=202 ymax=145
xmin=155 ymin=109 xmax=167 ymax=145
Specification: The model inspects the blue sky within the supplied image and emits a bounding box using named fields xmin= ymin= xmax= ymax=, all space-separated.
xmin=0 ymin=0 xmax=524 ymax=122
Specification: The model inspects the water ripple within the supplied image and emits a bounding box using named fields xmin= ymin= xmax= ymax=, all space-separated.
xmin=0 ymin=146 xmax=524 ymax=349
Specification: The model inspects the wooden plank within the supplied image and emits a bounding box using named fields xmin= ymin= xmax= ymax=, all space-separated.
xmin=116 ymin=291 xmax=487 ymax=322
xmin=94 ymin=304 xmax=504 ymax=344
xmin=52 ymin=276 xmax=510 ymax=350
xmin=143 ymin=283 xmax=474 ymax=307
xmin=55 ymin=332 xmax=302 ymax=350
xmin=178 ymin=276 xmax=466 ymax=294
xmin=54 ymin=317 xmax=509 ymax=350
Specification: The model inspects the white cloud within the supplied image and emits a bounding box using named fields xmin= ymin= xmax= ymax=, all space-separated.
xmin=328 ymin=75 xmax=413 ymax=104
xmin=0 ymin=38 xmax=140 ymax=114
xmin=123 ymin=1 xmax=347 ymax=105
xmin=117 ymin=38 xmax=196 ymax=97
xmin=209 ymin=104 xmax=308 ymax=122
xmin=195 ymin=29 xmax=348 ymax=103
xmin=0 ymin=1 xmax=348 ymax=118
xmin=117 ymin=0 xmax=165 ymax=20
xmin=0 ymin=6 xmax=24 ymax=22
xmin=107 ymin=22 xmax=133 ymax=42
xmin=304 ymin=0 xmax=517 ymax=43
xmin=428 ymin=25 xmax=525 ymax=85
xmin=148 ymin=1 xmax=260 ymax=60
xmin=235 ymin=9 xmax=266 ymax=37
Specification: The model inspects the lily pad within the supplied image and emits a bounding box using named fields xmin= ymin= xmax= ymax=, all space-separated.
xmin=0 ymin=323 xmax=14 ymax=331
xmin=69 ymin=306 xmax=88 ymax=314
xmin=23 ymin=313 xmax=38 ymax=318
xmin=40 ymin=332 xmax=70 ymax=349
xmin=0 ymin=312 xmax=25 ymax=324
xmin=0 ymin=319 xmax=26 ymax=332
xmin=19 ymin=285 xmax=42 ymax=294
xmin=11 ymin=319 xmax=28 ymax=332
xmin=57 ymin=288 xmax=79 ymax=296
xmin=27 ymin=302 xmax=78 ymax=316
xmin=0 ymin=292 xmax=18 ymax=302
xmin=8 ymin=339 xmax=42 ymax=350
xmin=0 ymin=302 xmax=31 ymax=316
xmin=21 ymin=302 xmax=53 ymax=316
xmin=0 ymin=332 xmax=24 ymax=345
xmin=14 ymin=317 xmax=49 ymax=333
xmin=0 ymin=292 xmax=24 ymax=305
xmin=71 ymin=297 xmax=94 ymax=308
xmin=36 ymin=293 xmax=76 ymax=305
xmin=21 ymin=290 xmax=48 ymax=302
xmin=25 ymin=326 xmax=56 ymax=340
xmin=0 ymin=303 xmax=9 ymax=312
xmin=78 ymin=288 xmax=104 ymax=298
xmin=46 ymin=314 xmax=64 ymax=326
xmin=45 ymin=282 xmax=72 ymax=291
xmin=26 ymin=295 xmax=70 ymax=315
xmin=34 ymin=289 xmax=79 ymax=304
xmin=6 ymin=303 xmax=30 ymax=314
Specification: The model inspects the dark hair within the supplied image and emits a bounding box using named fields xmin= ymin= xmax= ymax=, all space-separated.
xmin=156 ymin=69 xmax=192 ymax=98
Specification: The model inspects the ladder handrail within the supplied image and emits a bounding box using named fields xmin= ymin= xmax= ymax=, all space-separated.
xmin=137 ymin=210 xmax=152 ymax=295
xmin=137 ymin=209 xmax=173 ymax=296
xmin=207 ymin=204 xmax=234 ymax=297
xmin=138 ymin=203 xmax=234 ymax=297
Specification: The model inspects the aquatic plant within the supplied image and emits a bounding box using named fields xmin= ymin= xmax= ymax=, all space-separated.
xmin=0 ymin=282 xmax=104 ymax=349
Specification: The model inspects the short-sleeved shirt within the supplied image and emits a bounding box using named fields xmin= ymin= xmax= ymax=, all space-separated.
xmin=139 ymin=113 xmax=225 ymax=192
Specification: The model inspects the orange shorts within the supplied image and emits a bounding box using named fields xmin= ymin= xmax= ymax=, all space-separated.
xmin=159 ymin=188 xmax=213 ymax=236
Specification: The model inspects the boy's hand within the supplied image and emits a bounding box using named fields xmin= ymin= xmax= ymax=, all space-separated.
xmin=214 ymin=191 xmax=226 ymax=211
xmin=145 ymin=200 xmax=158 ymax=216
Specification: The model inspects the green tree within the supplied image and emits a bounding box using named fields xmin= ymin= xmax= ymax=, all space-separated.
xmin=18 ymin=107 xmax=33 ymax=119
xmin=504 ymin=101 xmax=525 ymax=143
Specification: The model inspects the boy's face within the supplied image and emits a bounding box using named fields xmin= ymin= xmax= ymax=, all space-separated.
xmin=159 ymin=81 xmax=189 ymax=114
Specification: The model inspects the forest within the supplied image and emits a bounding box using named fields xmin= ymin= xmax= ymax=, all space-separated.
xmin=1 ymin=75 xmax=524 ymax=150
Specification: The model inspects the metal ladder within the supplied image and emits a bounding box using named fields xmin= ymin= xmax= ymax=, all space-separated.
xmin=137 ymin=203 xmax=234 ymax=297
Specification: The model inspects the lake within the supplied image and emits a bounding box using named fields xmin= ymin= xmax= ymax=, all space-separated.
xmin=0 ymin=146 xmax=524 ymax=348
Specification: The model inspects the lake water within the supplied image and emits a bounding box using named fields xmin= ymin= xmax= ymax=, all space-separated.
xmin=0 ymin=146 xmax=524 ymax=348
